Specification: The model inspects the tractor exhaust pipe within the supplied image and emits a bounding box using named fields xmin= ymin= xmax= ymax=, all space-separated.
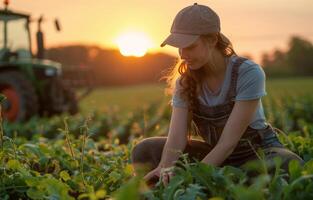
xmin=36 ymin=15 xmax=45 ymax=59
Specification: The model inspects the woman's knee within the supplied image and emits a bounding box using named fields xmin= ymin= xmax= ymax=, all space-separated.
xmin=131 ymin=138 xmax=151 ymax=163
xmin=131 ymin=137 xmax=166 ymax=164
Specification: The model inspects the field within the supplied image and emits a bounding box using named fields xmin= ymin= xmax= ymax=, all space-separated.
xmin=1 ymin=78 xmax=313 ymax=199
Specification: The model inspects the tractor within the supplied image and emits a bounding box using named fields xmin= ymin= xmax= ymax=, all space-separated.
xmin=0 ymin=1 xmax=86 ymax=122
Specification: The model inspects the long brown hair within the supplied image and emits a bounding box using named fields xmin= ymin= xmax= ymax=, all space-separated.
xmin=165 ymin=32 xmax=236 ymax=136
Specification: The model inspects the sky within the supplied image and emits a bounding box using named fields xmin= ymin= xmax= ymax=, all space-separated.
xmin=9 ymin=0 xmax=313 ymax=63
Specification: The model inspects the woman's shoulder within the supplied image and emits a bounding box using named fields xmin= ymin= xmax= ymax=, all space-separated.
xmin=233 ymin=56 xmax=266 ymax=80
xmin=172 ymin=76 xmax=188 ymax=108
xmin=233 ymin=56 xmax=267 ymax=100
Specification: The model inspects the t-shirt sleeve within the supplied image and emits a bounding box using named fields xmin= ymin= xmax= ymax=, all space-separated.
xmin=171 ymin=78 xmax=188 ymax=108
xmin=235 ymin=63 xmax=267 ymax=101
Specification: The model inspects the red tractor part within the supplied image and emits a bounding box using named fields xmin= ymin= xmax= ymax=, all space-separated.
xmin=1 ymin=85 xmax=19 ymax=121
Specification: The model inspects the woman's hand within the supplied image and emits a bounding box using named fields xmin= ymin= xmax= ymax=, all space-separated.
xmin=160 ymin=167 xmax=175 ymax=186
xmin=144 ymin=166 xmax=161 ymax=187
xmin=144 ymin=166 xmax=175 ymax=187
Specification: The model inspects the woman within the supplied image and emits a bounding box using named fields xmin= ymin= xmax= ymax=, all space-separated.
xmin=131 ymin=3 xmax=303 ymax=185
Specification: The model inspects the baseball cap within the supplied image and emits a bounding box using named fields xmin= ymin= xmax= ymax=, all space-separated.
xmin=161 ymin=3 xmax=227 ymax=48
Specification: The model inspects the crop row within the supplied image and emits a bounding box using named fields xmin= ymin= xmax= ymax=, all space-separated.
xmin=0 ymin=94 xmax=313 ymax=199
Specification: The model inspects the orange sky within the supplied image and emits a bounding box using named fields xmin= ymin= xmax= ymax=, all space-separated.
xmin=11 ymin=0 xmax=313 ymax=63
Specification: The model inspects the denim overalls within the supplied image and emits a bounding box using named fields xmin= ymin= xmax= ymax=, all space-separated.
xmin=192 ymin=57 xmax=283 ymax=166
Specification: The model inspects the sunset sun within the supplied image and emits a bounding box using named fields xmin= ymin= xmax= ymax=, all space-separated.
xmin=116 ymin=32 xmax=152 ymax=57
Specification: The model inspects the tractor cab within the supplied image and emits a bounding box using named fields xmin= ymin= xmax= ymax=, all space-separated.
xmin=0 ymin=9 xmax=32 ymax=61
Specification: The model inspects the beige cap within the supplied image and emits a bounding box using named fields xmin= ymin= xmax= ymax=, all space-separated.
xmin=161 ymin=3 xmax=226 ymax=48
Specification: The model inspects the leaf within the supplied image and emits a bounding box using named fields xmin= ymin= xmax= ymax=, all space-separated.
xmin=95 ymin=189 xmax=106 ymax=198
xmin=77 ymin=193 xmax=90 ymax=200
xmin=60 ymin=170 xmax=71 ymax=181
xmin=303 ymin=160 xmax=313 ymax=174
xmin=44 ymin=177 xmax=75 ymax=200
xmin=269 ymin=178 xmax=287 ymax=200
xmin=209 ymin=197 xmax=224 ymax=200
xmin=162 ymin=175 xmax=185 ymax=200
xmin=250 ymin=174 xmax=271 ymax=191
xmin=19 ymin=143 xmax=45 ymax=158
xmin=232 ymin=185 xmax=264 ymax=200
xmin=25 ymin=177 xmax=40 ymax=187
xmin=6 ymin=159 xmax=21 ymax=170
xmin=114 ymin=176 xmax=141 ymax=200
xmin=26 ymin=188 xmax=46 ymax=200
xmin=289 ymin=159 xmax=302 ymax=182
xmin=6 ymin=159 xmax=30 ymax=176
xmin=176 ymin=184 xmax=206 ymax=200
xmin=110 ymin=171 xmax=122 ymax=183
xmin=173 ymin=189 xmax=185 ymax=199
xmin=124 ymin=164 xmax=134 ymax=176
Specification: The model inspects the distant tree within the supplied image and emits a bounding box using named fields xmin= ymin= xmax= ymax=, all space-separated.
xmin=261 ymin=52 xmax=271 ymax=67
xmin=286 ymin=36 xmax=313 ymax=75
xmin=262 ymin=36 xmax=313 ymax=77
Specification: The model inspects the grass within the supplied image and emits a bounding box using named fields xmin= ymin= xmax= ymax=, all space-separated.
xmin=266 ymin=77 xmax=313 ymax=95
xmin=79 ymin=77 xmax=313 ymax=114
xmin=79 ymin=84 xmax=166 ymax=114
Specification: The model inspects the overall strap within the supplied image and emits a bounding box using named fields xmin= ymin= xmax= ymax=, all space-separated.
xmin=226 ymin=57 xmax=248 ymax=101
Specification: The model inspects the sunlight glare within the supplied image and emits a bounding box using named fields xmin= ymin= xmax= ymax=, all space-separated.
xmin=116 ymin=32 xmax=152 ymax=57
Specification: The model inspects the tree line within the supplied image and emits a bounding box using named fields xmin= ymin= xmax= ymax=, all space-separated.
xmin=46 ymin=46 xmax=176 ymax=87
xmin=46 ymin=35 xmax=313 ymax=87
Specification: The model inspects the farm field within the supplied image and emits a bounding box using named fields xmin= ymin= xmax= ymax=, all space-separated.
xmin=1 ymin=78 xmax=313 ymax=199
xmin=80 ymin=77 xmax=313 ymax=113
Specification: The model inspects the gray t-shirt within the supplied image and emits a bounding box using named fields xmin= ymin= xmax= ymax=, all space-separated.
xmin=171 ymin=55 xmax=268 ymax=129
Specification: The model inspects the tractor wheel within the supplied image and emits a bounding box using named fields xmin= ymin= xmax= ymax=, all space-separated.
xmin=0 ymin=71 xmax=39 ymax=122
xmin=47 ymin=78 xmax=78 ymax=116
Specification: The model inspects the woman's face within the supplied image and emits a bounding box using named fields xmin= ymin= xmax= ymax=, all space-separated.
xmin=178 ymin=37 xmax=214 ymax=70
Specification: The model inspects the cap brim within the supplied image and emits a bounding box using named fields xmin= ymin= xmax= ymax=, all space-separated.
xmin=160 ymin=33 xmax=199 ymax=48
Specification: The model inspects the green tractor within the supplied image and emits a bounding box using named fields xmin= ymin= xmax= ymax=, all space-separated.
xmin=0 ymin=1 xmax=81 ymax=122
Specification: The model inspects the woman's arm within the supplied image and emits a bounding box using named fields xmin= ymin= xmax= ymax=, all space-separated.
xmin=144 ymin=106 xmax=189 ymax=183
xmin=158 ymin=106 xmax=189 ymax=168
xmin=201 ymin=99 xmax=260 ymax=166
